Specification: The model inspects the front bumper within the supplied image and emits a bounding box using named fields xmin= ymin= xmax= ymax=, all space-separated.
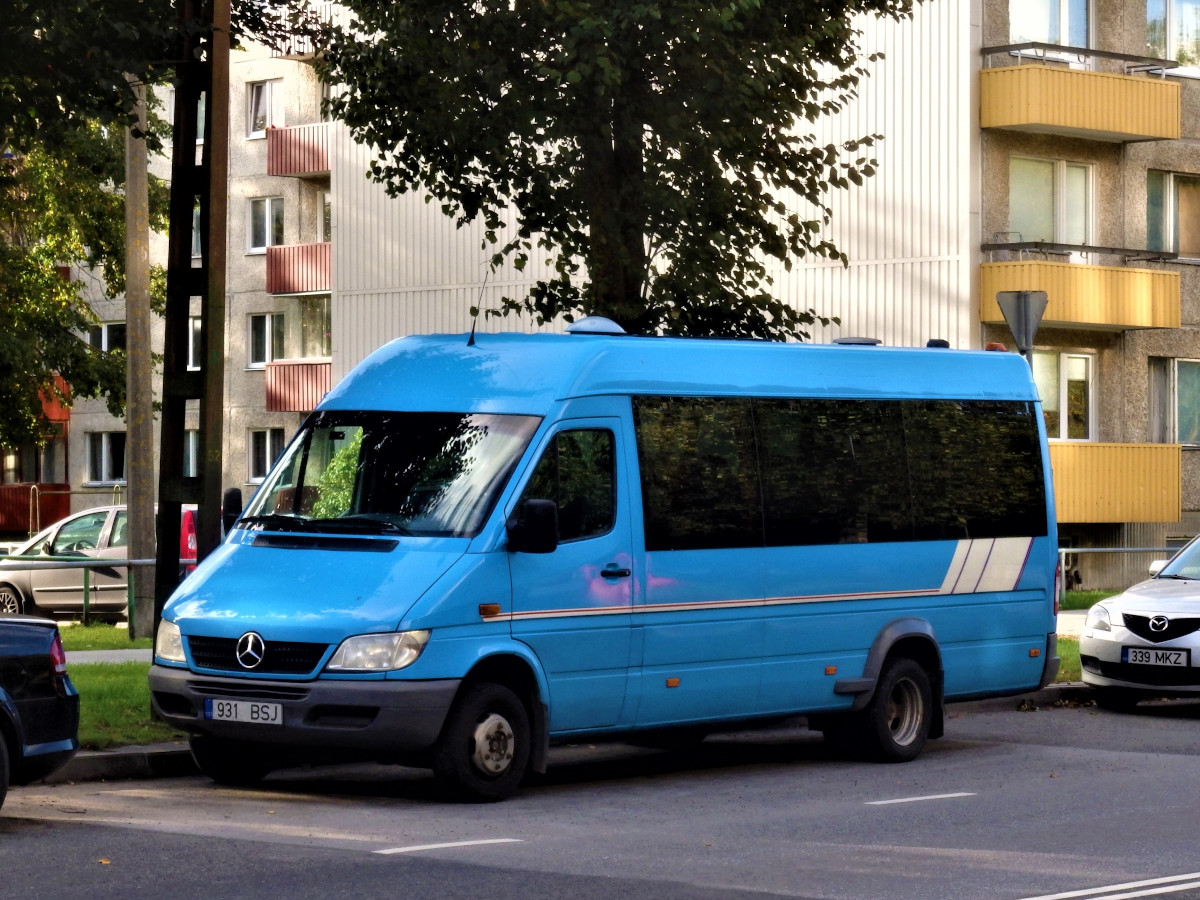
xmin=148 ymin=664 xmax=460 ymax=758
xmin=1079 ymin=629 xmax=1200 ymax=695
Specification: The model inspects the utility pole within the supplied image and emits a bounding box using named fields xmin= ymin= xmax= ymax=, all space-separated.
xmin=125 ymin=77 xmax=156 ymax=640
xmin=155 ymin=0 xmax=229 ymax=624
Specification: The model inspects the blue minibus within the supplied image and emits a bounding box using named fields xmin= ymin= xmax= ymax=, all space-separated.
xmin=149 ymin=319 xmax=1059 ymax=800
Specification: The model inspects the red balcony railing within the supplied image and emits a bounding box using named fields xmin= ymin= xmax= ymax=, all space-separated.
xmin=265 ymin=360 xmax=332 ymax=412
xmin=267 ymin=123 xmax=330 ymax=178
xmin=266 ymin=242 xmax=331 ymax=295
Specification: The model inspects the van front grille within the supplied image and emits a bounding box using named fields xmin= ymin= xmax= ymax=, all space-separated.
xmin=186 ymin=636 xmax=330 ymax=675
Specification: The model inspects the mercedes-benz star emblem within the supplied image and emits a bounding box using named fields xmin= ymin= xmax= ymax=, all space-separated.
xmin=236 ymin=632 xmax=266 ymax=669
xmin=1149 ymin=616 xmax=1170 ymax=633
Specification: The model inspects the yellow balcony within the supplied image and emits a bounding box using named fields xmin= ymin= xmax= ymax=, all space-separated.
xmin=980 ymin=65 xmax=1180 ymax=142
xmin=1050 ymin=443 xmax=1180 ymax=524
xmin=981 ymin=261 xmax=1180 ymax=331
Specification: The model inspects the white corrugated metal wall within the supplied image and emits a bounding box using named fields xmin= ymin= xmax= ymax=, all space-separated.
xmin=331 ymin=2 xmax=978 ymax=379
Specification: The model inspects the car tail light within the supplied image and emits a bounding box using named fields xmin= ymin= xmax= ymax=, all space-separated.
xmin=50 ymin=631 xmax=68 ymax=675
xmin=180 ymin=509 xmax=198 ymax=574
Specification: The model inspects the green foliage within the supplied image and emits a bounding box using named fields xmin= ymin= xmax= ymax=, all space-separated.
xmin=321 ymin=0 xmax=918 ymax=339
xmin=60 ymin=623 xmax=152 ymax=652
xmin=311 ymin=429 xmax=364 ymax=518
xmin=70 ymin=662 xmax=183 ymax=750
xmin=0 ymin=123 xmax=169 ymax=447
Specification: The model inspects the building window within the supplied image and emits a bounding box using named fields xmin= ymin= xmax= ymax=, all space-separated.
xmin=183 ymin=429 xmax=200 ymax=478
xmin=319 ymin=191 xmax=332 ymax=243
xmin=1009 ymin=157 xmax=1091 ymax=246
xmin=1032 ymin=351 xmax=1093 ymax=440
xmin=296 ymin=294 xmax=331 ymax=358
xmin=246 ymin=80 xmax=282 ymax=138
xmin=1010 ymin=0 xmax=1089 ymax=47
xmin=188 ymin=316 xmax=203 ymax=371
xmin=191 ymin=203 xmax=203 ymax=258
xmin=1148 ymin=0 xmax=1200 ymax=68
xmin=249 ymin=428 xmax=286 ymax=482
xmin=88 ymin=432 xmax=127 ymax=483
xmin=1147 ymin=170 xmax=1200 ymax=258
xmin=249 ymin=313 xmax=285 ymax=368
xmin=247 ymin=196 xmax=284 ymax=254
xmin=1151 ymin=357 xmax=1200 ymax=444
xmin=88 ymin=322 xmax=127 ymax=353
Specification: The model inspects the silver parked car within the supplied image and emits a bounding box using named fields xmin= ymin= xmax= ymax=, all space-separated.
xmin=1 ymin=506 xmax=138 ymax=618
xmin=1080 ymin=540 xmax=1200 ymax=711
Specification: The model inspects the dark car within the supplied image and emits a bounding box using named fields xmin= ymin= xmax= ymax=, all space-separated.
xmin=0 ymin=615 xmax=79 ymax=810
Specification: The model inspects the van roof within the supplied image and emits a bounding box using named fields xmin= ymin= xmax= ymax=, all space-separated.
xmin=321 ymin=331 xmax=1041 ymax=415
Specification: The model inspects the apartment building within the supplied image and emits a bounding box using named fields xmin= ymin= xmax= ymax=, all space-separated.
xmin=6 ymin=1 xmax=1197 ymax=591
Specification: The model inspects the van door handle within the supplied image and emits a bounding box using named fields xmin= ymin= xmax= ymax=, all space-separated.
xmin=602 ymin=564 xmax=632 ymax=579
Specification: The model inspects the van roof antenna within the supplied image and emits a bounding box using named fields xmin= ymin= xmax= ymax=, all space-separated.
xmin=467 ymin=270 xmax=490 ymax=346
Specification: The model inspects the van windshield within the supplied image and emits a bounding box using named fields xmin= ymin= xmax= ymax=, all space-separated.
xmin=241 ymin=411 xmax=541 ymax=538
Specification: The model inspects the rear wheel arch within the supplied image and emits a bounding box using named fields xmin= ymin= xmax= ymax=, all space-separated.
xmin=834 ymin=619 xmax=944 ymax=736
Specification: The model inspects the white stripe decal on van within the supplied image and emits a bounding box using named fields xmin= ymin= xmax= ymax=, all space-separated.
xmin=494 ymin=537 xmax=1036 ymax=622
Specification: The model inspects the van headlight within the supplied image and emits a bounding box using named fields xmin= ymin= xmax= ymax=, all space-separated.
xmin=325 ymin=630 xmax=431 ymax=672
xmin=155 ymin=619 xmax=186 ymax=662
xmin=1084 ymin=604 xmax=1113 ymax=632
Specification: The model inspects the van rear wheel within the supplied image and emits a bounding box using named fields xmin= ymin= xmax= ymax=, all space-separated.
xmin=860 ymin=658 xmax=932 ymax=762
xmin=433 ymin=683 xmax=530 ymax=802
xmin=189 ymin=734 xmax=273 ymax=786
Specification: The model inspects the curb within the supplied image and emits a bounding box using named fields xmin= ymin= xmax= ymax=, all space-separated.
xmin=45 ymin=742 xmax=198 ymax=785
xmin=41 ymin=684 xmax=1099 ymax=785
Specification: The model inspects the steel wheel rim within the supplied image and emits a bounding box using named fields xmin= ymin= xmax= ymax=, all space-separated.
xmin=471 ymin=712 xmax=516 ymax=776
xmin=885 ymin=677 xmax=924 ymax=747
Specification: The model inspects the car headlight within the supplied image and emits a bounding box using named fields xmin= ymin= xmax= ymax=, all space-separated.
xmin=155 ymin=619 xmax=186 ymax=662
xmin=1084 ymin=604 xmax=1113 ymax=632
xmin=325 ymin=630 xmax=431 ymax=672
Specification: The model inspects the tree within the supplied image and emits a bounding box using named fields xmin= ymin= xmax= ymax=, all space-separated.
xmin=0 ymin=122 xmax=171 ymax=448
xmin=321 ymin=0 xmax=918 ymax=339
xmin=0 ymin=0 xmax=306 ymax=450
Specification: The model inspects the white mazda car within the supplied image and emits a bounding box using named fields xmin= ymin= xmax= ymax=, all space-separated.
xmin=1080 ymin=541 xmax=1200 ymax=711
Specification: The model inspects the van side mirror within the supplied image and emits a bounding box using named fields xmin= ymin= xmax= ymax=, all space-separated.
xmin=506 ymin=499 xmax=559 ymax=554
xmin=222 ymin=487 xmax=244 ymax=535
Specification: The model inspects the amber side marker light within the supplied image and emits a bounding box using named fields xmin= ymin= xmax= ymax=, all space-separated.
xmin=479 ymin=603 xmax=502 ymax=618
xmin=825 ymin=666 xmax=838 ymax=675
xmin=984 ymin=342 xmax=1008 ymax=351
xmin=1030 ymin=648 xmax=1041 ymax=658
xmin=666 ymin=677 xmax=681 ymax=688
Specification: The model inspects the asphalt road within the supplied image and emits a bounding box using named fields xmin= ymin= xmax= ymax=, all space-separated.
xmin=4 ymin=695 xmax=1200 ymax=900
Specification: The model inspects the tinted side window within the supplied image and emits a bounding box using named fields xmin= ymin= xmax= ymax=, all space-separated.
xmin=758 ymin=399 xmax=911 ymax=546
xmin=904 ymin=400 xmax=1048 ymax=540
xmin=634 ymin=398 xmax=762 ymax=551
xmin=522 ymin=429 xmax=616 ymax=542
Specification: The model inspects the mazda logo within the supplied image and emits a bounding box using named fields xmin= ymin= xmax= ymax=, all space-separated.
xmin=1150 ymin=616 xmax=1170 ymax=633
xmin=236 ymin=632 xmax=266 ymax=669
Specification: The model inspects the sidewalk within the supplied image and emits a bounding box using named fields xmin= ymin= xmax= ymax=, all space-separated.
xmin=48 ymin=614 xmax=1092 ymax=786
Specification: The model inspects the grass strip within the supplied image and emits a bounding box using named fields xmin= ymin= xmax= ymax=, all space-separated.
xmin=69 ymin=662 xmax=185 ymax=750
xmin=60 ymin=622 xmax=153 ymax=652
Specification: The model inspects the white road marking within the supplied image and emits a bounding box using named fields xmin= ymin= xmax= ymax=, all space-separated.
xmin=374 ymin=838 xmax=524 ymax=855
xmin=865 ymin=792 xmax=976 ymax=805
xmin=1018 ymin=872 xmax=1200 ymax=900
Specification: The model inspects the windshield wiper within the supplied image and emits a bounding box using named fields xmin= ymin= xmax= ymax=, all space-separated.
xmin=1156 ymin=573 xmax=1193 ymax=580
xmin=308 ymin=515 xmax=413 ymax=536
xmin=238 ymin=514 xmax=313 ymax=532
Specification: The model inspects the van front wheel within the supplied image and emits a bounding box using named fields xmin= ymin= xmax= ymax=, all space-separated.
xmin=189 ymin=734 xmax=272 ymax=786
xmin=433 ymin=683 xmax=530 ymax=802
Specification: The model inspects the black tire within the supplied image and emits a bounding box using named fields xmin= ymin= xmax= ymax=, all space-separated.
xmin=433 ymin=683 xmax=531 ymax=802
xmin=0 ymin=734 xmax=10 ymax=812
xmin=189 ymin=734 xmax=273 ymax=786
xmin=0 ymin=584 xmax=23 ymax=616
xmin=1092 ymin=687 xmax=1142 ymax=713
xmin=861 ymin=658 xmax=932 ymax=762
xmin=825 ymin=658 xmax=933 ymax=763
